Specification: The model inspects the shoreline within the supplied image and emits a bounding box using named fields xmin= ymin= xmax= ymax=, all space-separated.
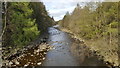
xmin=59 ymin=27 xmax=114 ymax=67
xmin=2 ymin=30 xmax=52 ymax=67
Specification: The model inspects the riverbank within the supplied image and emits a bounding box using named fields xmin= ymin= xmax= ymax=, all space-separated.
xmin=59 ymin=27 xmax=114 ymax=67
xmin=2 ymin=31 xmax=52 ymax=67
xmin=70 ymin=37 xmax=106 ymax=66
xmin=47 ymin=26 xmax=107 ymax=66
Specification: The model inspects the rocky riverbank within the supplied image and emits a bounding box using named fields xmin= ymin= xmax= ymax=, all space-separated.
xmin=2 ymin=31 xmax=53 ymax=67
xmin=2 ymin=43 xmax=53 ymax=67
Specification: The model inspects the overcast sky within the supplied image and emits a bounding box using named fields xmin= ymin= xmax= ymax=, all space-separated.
xmin=41 ymin=0 xmax=104 ymax=21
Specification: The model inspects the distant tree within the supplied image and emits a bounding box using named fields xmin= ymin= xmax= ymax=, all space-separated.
xmin=29 ymin=2 xmax=54 ymax=32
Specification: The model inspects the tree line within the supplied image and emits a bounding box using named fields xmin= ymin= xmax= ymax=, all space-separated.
xmin=2 ymin=2 xmax=54 ymax=56
xmin=59 ymin=2 xmax=120 ymax=66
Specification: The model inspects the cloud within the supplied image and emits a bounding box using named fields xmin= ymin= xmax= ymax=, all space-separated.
xmin=49 ymin=6 xmax=75 ymax=15
xmin=41 ymin=0 xmax=105 ymax=21
xmin=41 ymin=0 xmax=78 ymax=21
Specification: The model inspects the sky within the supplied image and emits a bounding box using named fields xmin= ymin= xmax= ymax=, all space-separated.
xmin=41 ymin=0 xmax=105 ymax=21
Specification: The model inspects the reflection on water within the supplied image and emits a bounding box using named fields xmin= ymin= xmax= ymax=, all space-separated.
xmin=70 ymin=38 xmax=106 ymax=66
xmin=42 ymin=26 xmax=106 ymax=66
xmin=43 ymin=27 xmax=79 ymax=66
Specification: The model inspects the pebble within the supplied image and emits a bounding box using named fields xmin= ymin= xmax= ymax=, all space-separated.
xmin=31 ymin=55 xmax=34 ymax=56
xmin=44 ymin=52 xmax=46 ymax=54
xmin=15 ymin=61 xmax=19 ymax=65
xmin=34 ymin=52 xmax=36 ymax=54
xmin=6 ymin=63 xmax=9 ymax=66
xmin=28 ymin=62 xmax=30 ymax=64
xmin=21 ymin=55 xmax=24 ymax=57
xmin=24 ymin=64 xmax=29 ymax=67
xmin=37 ymin=53 xmax=39 ymax=55
xmin=37 ymin=62 xmax=41 ymax=65
xmin=43 ymin=57 xmax=45 ymax=60
xmin=36 ymin=49 xmax=40 ymax=52
xmin=9 ymin=61 xmax=13 ymax=65
xmin=13 ymin=65 xmax=16 ymax=66
xmin=23 ymin=59 xmax=26 ymax=61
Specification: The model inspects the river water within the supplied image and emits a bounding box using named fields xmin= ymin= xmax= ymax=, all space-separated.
xmin=42 ymin=27 xmax=79 ymax=66
xmin=42 ymin=26 xmax=106 ymax=66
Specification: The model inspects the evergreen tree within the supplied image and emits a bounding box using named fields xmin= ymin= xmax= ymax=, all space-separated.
xmin=29 ymin=2 xmax=54 ymax=32
xmin=3 ymin=2 xmax=40 ymax=47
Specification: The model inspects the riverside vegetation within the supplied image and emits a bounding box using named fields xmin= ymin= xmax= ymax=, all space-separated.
xmin=58 ymin=2 xmax=120 ymax=67
xmin=1 ymin=1 xmax=120 ymax=67
xmin=2 ymin=2 xmax=54 ymax=66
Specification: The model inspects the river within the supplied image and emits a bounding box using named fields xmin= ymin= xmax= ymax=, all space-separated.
xmin=42 ymin=27 xmax=79 ymax=66
xmin=42 ymin=26 xmax=106 ymax=66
